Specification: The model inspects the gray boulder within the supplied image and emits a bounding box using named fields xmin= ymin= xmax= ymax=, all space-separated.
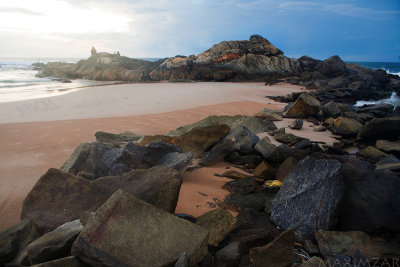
xmin=61 ymin=141 xmax=192 ymax=180
xmin=26 ymin=220 xmax=83 ymax=264
xmin=94 ymin=131 xmax=143 ymax=148
xmin=271 ymin=156 xmax=345 ymax=238
xmin=255 ymin=137 xmax=278 ymax=161
xmin=71 ymin=190 xmax=209 ymax=267
xmin=22 ymin=166 xmax=183 ymax=232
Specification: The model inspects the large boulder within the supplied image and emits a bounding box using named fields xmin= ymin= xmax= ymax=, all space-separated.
xmin=167 ymin=115 xmax=277 ymax=137
xmin=94 ymin=131 xmax=143 ymax=148
xmin=21 ymin=166 xmax=183 ymax=232
xmin=61 ymin=141 xmax=192 ymax=180
xmin=283 ymin=93 xmax=321 ymax=118
xmin=315 ymin=230 xmax=400 ymax=260
xmin=337 ymin=157 xmax=400 ymax=233
xmin=315 ymin=55 xmax=347 ymax=77
xmin=26 ymin=220 xmax=83 ymax=265
xmin=357 ymin=117 xmax=400 ymax=142
xmin=71 ymin=190 xmax=209 ymax=267
xmin=271 ymin=156 xmax=345 ymax=238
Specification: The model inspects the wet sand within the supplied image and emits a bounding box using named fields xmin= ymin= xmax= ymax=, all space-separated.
xmin=0 ymin=82 xmax=330 ymax=231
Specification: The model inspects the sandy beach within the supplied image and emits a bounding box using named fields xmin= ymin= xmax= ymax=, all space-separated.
xmin=0 ymin=82 xmax=337 ymax=231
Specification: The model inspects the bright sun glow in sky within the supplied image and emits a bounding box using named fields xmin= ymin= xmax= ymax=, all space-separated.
xmin=0 ymin=0 xmax=131 ymax=34
xmin=0 ymin=0 xmax=399 ymax=61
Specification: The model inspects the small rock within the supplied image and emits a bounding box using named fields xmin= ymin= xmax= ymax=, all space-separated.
xmin=283 ymin=93 xmax=321 ymax=118
xmin=274 ymin=132 xmax=304 ymax=144
xmin=196 ymin=208 xmax=237 ymax=247
xmin=292 ymin=139 xmax=312 ymax=149
xmin=255 ymin=108 xmax=283 ymax=121
xmin=221 ymin=170 xmax=249 ymax=179
xmin=255 ymin=137 xmax=278 ymax=161
xmin=222 ymin=177 xmax=255 ymax=195
xmin=289 ymin=119 xmax=303 ymax=130
xmin=249 ymin=229 xmax=295 ymax=267
xmin=222 ymin=193 xmax=275 ymax=212
xmin=313 ymin=126 xmax=326 ymax=132
xmin=356 ymin=146 xmax=388 ymax=163
xmin=254 ymin=161 xmax=276 ymax=179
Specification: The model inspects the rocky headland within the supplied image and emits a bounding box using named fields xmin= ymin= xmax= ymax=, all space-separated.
xmin=1 ymin=36 xmax=399 ymax=266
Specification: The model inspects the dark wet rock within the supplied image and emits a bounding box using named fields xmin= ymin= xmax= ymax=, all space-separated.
xmin=275 ymin=144 xmax=311 ymax=163
xmin=30 ymin=256 xmax=87 ymax=267
xmin=199 ymin=139 xmax=236 ymax=166
xmin=357 ymin=103 xmax=395 ymax=115
xmin=26 ymin=220 xmax=83 ymax=265
xmin=254 ymin=108 xmax=283 ymax=121
xmin=199 ymin=126 xmax=259 ymax=166
xmin=269 ymin=127 xmax=285 ymax=136
xmin=71 ymin=190 xmax=209 ymax=267
xmin=255 ymin=137 xmax=278 ymax=161
xmin=376 ymin=139 xmax=400 ymax=156
xmin=315 ymin=230 xmax=400 ymax=260
xmin=289 ymin=119 xmax=303 ymax=130
xmin=331 ymin=117 xmax=363 ymax=136
xmin=214 ymin=242 xmax=242 ymax=267
xmin=225 ymin=152 xmax=263 ymax=167
xmin=254 ymin=161 xmax=276 ymax=179
xmin=94 ymin=131 xmax=143 ymax=148
xmin=271 ymin=157 xmax=344 ymax=238
xmin=274 ymin=132 xmax=305 ymax=144
xmin=283 ymin=93 xmax=321 ymax=118
xmin=293 ymin=139 xmax=312 ymax=149
xmin=0 ymin=219 xmax=39 ymax=266
xmin=167 ymin=115 xmax=277 ymax=137
xmin=196 ymin=208 xmax=237 ymax=247
xmin=323 ymin=101 xmax=341 ymax=118
xmin=375 ymin=154 xmax=400 ymax=172
xmin=139 ymin=124 xmax=231 ymax=158
xmin=235 ymin=208 xmax=272 ymax=231
xmin=249 ymin=229 xmax=295 ymax=267
xmin=222 ymin=177 xmax=256 ymax=195
xmin=275 ymin=157 xmax=298 ymax=181
xmin=357 ymin=117 xmax=400 ymax=143
xmin=338 ymin=157 xmax=400 ymax=233
xmin=21 ymin=166 xmax=182 ymax=232
xmin=316 ymin=55 xmax=347 ymax=77
xmin=222 ymin=193 xmax=275 ymax=212
xmin=61 ymin=141 xmax=192 ymax=180
xmin=356 ymin=146 xmax=388 ymax=163
xmin=225 ymin=126 xmax=260 ymax=154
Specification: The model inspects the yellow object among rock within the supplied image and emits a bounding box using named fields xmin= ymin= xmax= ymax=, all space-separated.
xmin=264 ymin=180 xmax=282 ymax=187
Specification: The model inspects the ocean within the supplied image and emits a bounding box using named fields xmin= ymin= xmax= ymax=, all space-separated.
xmin=0 ymin=58 xmax=399 ymax=105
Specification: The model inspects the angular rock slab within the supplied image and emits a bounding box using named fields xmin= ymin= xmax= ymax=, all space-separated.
xmin=283 ymin=93 xmax=321 ymax=118
xmin=27 ymin=220 xmax=83 ymax=264
xmin=271 ymin=156 xmax=345 ymax=238
xmin=61 ymin=141 xmax=192 ymax=180
xmin=196 ymin=208 xmax=237 ymax=247
xmin=22 ymin=166 xmax=182 ymax=232
xmin=72 ymin=190 xmax=209 ymax=267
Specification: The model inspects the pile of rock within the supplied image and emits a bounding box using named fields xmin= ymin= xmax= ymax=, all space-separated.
xmin=1 ymin=106 xmax=399 ymax=266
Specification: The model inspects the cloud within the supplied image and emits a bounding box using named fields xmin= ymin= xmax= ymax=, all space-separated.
xmin=0 ymin=7 xmax=45 ymax=16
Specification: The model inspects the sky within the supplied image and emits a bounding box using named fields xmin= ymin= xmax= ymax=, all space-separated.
xmin=0 ymin=0 xmax=399 ymax=61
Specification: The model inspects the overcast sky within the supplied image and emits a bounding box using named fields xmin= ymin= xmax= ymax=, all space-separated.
xmin=0 ymin=0 xmax=399 ymax=61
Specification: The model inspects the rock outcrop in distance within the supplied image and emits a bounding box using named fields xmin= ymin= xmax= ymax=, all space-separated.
xmin=34 ymin=35 xmax=296 ymax=82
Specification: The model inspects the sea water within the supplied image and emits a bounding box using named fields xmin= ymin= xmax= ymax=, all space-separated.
xmin=0 ymin=57 xmax=110 ymax=103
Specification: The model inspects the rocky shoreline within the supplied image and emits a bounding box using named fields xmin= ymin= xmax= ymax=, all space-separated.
xmin=1 ymin=36 xmax=400 ymax=266
xmin=1 ymin=90 xmax=399 ymax=266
